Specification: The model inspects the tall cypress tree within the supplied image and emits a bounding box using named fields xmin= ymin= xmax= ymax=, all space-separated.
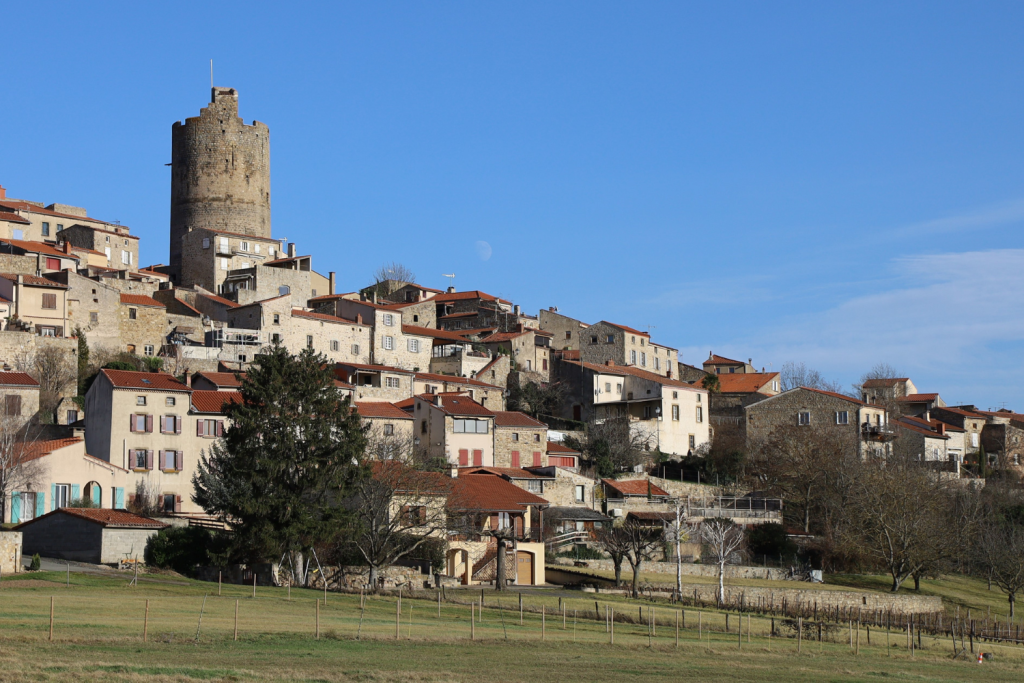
xmin=193 ymin=343 xmax=367 ymax=584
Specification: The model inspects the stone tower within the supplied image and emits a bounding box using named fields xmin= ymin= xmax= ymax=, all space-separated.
xmin=169 ymin=87 xmax=270 ymax=272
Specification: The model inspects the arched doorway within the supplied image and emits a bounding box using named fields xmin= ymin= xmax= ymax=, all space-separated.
xmin=84 ymin=482 xmax=102 ymax=507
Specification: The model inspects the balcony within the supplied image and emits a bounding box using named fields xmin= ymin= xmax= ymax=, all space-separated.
xmin=862 ymin=422 xmax=897 ymax=441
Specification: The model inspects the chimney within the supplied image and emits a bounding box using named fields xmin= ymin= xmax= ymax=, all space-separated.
xmin=924 ymin=409 xmax=931 ymax=423
xmin=748 ymin=358 xmax=752 ymax=366
xmin=606 ymin=360 xmax=615 ymax=366
xmin=514 ymin=304 xmax=521 ymax=316
xmin=0 ymin=186 xmax=5 ymax=199
xmin=287 ymin=243 xmax=296 ymax=258
xmin=447 ymin=286 xmax=456 ymax=294
xmin=434 ymin=394 xmax=443 ymax=407
xmin=183 ymin=369 xmax=192 ymax=387
xmin=371 ymin=291 xmax=377 ymax=304
xmin=936 ymin=422 xmax=945 ymax=436
xmin=356 ymin=314 xmax=363 ymax=325
xmin=328 ymin=271 xmax=335 ymax=296
xmin=62 ymin=241 xmax=71 ymax=254
xmin=449 ymin=464 xmax=459 ymax=478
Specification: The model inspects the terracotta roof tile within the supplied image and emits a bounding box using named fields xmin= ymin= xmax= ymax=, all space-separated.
xmin=0 ymin=239 xmax=79 ymax=260
xmin=800 ymin=387 xmax=866 ymax=406
xmin=0 ymin=211 xmax=30 ymax=224
xmin=264 ymin=255 xmax=311 ymax=265
xmin=355 ymin=402 xmax=413 ymax=420
xmin=18 ymin=507 xmax=166 ymax=529
xmin=0 ymin=273 xmax=66 ymax=288
xmin=120 ymin=293 xmax=164 ymax=308
xmin=715 ymin=372 xmax=780 ymax=394
xmin=420 ymin=394 xmax=495 ymax=417
xmin=414 ymin=371 xmax=501 ymax=390
xmin=0 ymin=372 xmax=39 ymax=387
xmin=480 ymin=330 xmax=529 ymax=343
xmin=900 ymin=393 xmax=940 ymax=402
xmin=191 ymin=390 xmax=242 ymax=414
xmin=453 ymin=473 xmax=549 ymax=511
xmin=431 ymin=290 xmax=508 ymax=304
xmin=196 ymin=291 xmax=240 ymax=308
xmin=601 ymin=321 xmax=649 ymax=337
xmin=100 ymin=369 xmax=190 ymax=392
xmin=194 ymin=371 xmax=244 ymax=388
xmin=705 ymin=354 xmax=744 ymax=365
xmin=292 ymin=308 xmax=357 ymax=325
xmin=602 ymin=478 xmax=669 ymax=497
xmin=546 ymin=440 xmax=580 ymax=454
xmin=492 ymin=411 xmax=547 ymax=428
xmin=15 ymin=437 xmax=83 ymax=463
xmin=459 ymin=466 xmax=550 ymax=479
xmin=565 ymin=359 xmax=699 ymax=389
xmin=401 ymin=324 xmax=469 ymax=343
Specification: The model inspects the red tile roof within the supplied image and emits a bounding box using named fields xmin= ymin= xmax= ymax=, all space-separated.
xmin=897 ymin=418 xmax=950 ymax=439
xmin=480 ymin=330 xmax=529 ymax=343
xmin=862 ymin=378 xmax=910 ymax=388
xmin=0 ymin=200 xmax=127 ymax=230
xmin=904 ymin=415 xmax=964 ymax=432
xmin=546 ymin=441 xmax=580 ymax=455
xmin=355 ymin=401 xmax=413 ymax=420
xmin=565 ymin=359 xmax=698 ymax=389
xmin=191 ymin=390 xmax=242 ymax=414
xmin=196 ymin=291 xmax=239 ymax=308
xmin=800 ymin=387 xmax=866 ymax=406
xmin=602 ymin=321 xmax=649 ymax=337
xmin=716 ymin=373 xmax=780 ymax=394
xmin=705 ymin=354 xmax=744 ymax=365
xmin=420 ymin=393 xmax=495 ymax=417
xmin=0 ymin=211 xmax=29 ymax=224
xmin=453 ymin=473 xmax=549 ymax=512
xmin=0 ymin=239 xmax=79 ymax=260
xmin=439 ymin=311 xmax=478 ymax=319
xmin=194 ymin=372 xmax=244 ymax=388
xmin=336 ymin=362 xmax=415 ymax=374
xmin=0 ymin=372 xmax=39 ymax=387
xmin=937 ymin=406 xmax=986 ymax=419
xmin=100 ymin=369 xmax=191 ymax=392
xmin=402 ymin=324 xmax=470 ymax=343
xmin=393 ymin=397 xmax=415 ymax=410
xmin=900 ymin=393 xmax=940 ymax=402
xmin=431 ymin=290 xmax=509 ymax=304
xmin=16 ymin=437 xmax=84 ymax=463
xmin=72 ymin=245 xmax=108 ymax=257
xmin=602 ymin=478 xmax=669 ymax=497
xmin=292 ymin=308 xmax=357 ymax=325
xmin=492 ymin=411 xmax=547 ymax=428
xmin=459 ymin=466 xmax=549 ymax=479
xmin=0 ymin=273 xmax=66 ymax=288
xmin=137 ymin=267 xmax=170 ymax=279
xmin=414 ymin=371 xmax=502 ymax=390
xmin=120 ymin=293 xmax=164 ymax=308
xmin=20 ymin=507 xmax=167 ymax=529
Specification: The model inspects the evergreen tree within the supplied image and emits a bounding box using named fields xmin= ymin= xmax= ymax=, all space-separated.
xmin=75 ymin=326 xmax=89 ymax=397
xmin=192 ymin=343 xmax=367 ymax=585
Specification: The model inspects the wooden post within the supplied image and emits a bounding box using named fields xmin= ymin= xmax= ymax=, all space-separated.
xmin=542 ymin=605 xmax=546 ymax=641
xmin=798 ymin=617 xmax=802 ymax=653
xmin=574 ymin=609 xmax=577 ymax=643
xmin=234 ymin=599 xmax=239 ymax=641
xmin=563 ymin=603 xmax=566 ymax=630
xmin=143 ymin=599 xmax=149 ymax=642
xmin=438 ymin=590 xmax=441 ymax=618
xmin=288 ymin=584 xmax=291 ymax=601
xmin=849 ymin=620 xmax=853 ymax=648
xmin=396 ymin=597 xmax=400 ymax=640
xmin=652 ymin=607 xmax=656 ymax=637
xmin=49 ymin=596 xmax=54 ymax=641
xmin=408 ymin=602 xmax=413 ymax=640
xmin=316 ymin=599 xmax=321 ymax=640
xmin=856 ymin=619 xmax=860 ymax=655
xmin=699 ymin=611 xmax=702 ymax=642
xmin=738 ymin=615 xmax=742 ymax=649
xmin=768 ymin=618 xmax=771 ymax=651
xmin=252 ymin=574 xmax=256 ymax=599
xmin=610 ymin=607 xmax=614 ymax=644
xmin=471 ymin=602 xmax=475 ymax=640
xmin=218 ymin=571 xmax=222 ymax=596
xmin=519 ymin=594 xmax=523 ymax=625
xmin=324 ymin=578 xmax=327 ymax=605
xmin=675 ymin=610 xmax=679 ymax=648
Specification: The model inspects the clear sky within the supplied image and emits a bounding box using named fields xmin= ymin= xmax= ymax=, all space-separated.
xmin=3 ymin=2 xmax=1024 ymax=408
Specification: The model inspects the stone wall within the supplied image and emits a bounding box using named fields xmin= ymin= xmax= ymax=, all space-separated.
xmin=0 ymin=531 xmax=22 ymax=574
xmin=0 ymin=254 xmax=44 ymax=276
xmin=493 ymin=425 xmax=547 ymax=468
xmin=99 ymin=528 xmax=162 ymax=565
xmin=550 ymin=557 xmax=788 ymax=579
xmin=745 ymin=389 xmax=880 ymax=457
xmin=118 ymin=301 xmax=166 ymax=356
xmin=59 ymin=270 xmax=122 ymax=353
xmin=304 ymin=564 xmax=426 ymax=591
xmin=538 ymin=467 xmax=596 ymax=507
xmin=0 ymin=331 xmax=76 ymax=384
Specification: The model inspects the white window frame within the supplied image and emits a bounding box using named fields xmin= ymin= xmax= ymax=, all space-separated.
xmin=836 ymin=411 xmax=849 ymax=425
xmin=798 ymin=411 xmax=811 ymax=426
xmin=385 ymin=376 xmax=401 ymax=389
xmin=383 ymin=313 xmax=394 ymax=326
xmin=383 ymin=335 xmax=394 ymax=350
xmin=407 ymin=338 xmax=420 ymax=353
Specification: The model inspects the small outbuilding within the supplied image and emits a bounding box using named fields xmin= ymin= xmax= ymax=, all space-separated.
xmin=16 ymin=508 xmax=166 ymax=565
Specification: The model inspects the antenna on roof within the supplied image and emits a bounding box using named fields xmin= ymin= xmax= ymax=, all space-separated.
xmin=645 ymin=325 xmax=656 ymax=335
xmin=442 ymin=273 xmax=455 ymax=288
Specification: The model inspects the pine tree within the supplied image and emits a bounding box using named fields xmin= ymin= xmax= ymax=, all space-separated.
xmin=192 ymin=343 xmax=367 ymax=585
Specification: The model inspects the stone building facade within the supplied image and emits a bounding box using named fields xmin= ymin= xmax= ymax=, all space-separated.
xmin=480 ymin=328 xmax=551 ymax=383
xmin=492 ymin=411 xmax=548 ymax=468
xmin=413 ymin=393 xmax=496 ymax=467
xmin=177 ymin=228 xmax=284 ymax=293
xmin=59 ymin=223 xmax=139 ymax=271
xmin=118 ymin=294 xmax=167 ymax=357
xmin=933 ymin=406 xmax=987 ymax=457
xmin=580 ymin=321 xmax=677 ymax=378
xmin=170 ymin=87 xmax=271 ymax=277
xmin=413 ymin=371 xmax=506 ymax=411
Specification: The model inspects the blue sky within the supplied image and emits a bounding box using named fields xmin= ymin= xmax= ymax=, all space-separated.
xmin=3 ymin=2 xmax=1024 ymax=407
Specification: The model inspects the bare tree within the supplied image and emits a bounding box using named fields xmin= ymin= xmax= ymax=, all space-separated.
xmin=976 ymin=520 xmax=1024 ymax=617
xmin=369 ymin=262 xmax=416 ymax=300
xmin=701 ymin=518 xmax=745 ymax=604
xmin=127 ymin=479 xmax=163 ymax=517
xmin=0 ymin=416 xmax=44 ymax=522
xmin=622 ymin=518 xmax=664 ymax=598
xmin=30 ymin=345 xmax=76 ymax=423
xmin=364 ymin=422 xmax=415 ymax=462
xmin=594 ymin=524 xmax=632 ymax=586
xmin=343 ymin=462 xmax=453 ymax=590
xmin=571 ymin=417 xmax=655 ymax=477
xmin=779 ymin=361 xmax=845 ymax=394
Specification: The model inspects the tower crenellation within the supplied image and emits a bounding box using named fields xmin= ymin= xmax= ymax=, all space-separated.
xmin=169 ymin=87 xmax=271 ymax=276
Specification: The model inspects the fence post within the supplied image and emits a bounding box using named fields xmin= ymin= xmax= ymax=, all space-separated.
xmin=234 ymin=599 xmax=239 ymax=641
xmin=675 ymin=610 xmax=679 ymax=648
xmin=218 ymin=571 xmax=222 ymax=596
xmin=396 ymin=597 xmax=400 ymax=640
xmin=143 ymin=599 xmax=150 ymax=642
xmin=542 ymin=605 xmax=546 ymax=641
xmin=471 ymin=602 xmax=475 ymax=640
xmin=438 ymin=589 xmax=441 ymax=618
xmin=610 ymin=607 xmax=614 ymax=644
xmin=798 ymin=617 xmax=802 ymax=653
xmin=49 ymin=596 xmax=55 ymax=641
xmin=252 ymin=574 xmax=256 ymax=599
xmin=316 ymin=599 xmax=321 ymax=640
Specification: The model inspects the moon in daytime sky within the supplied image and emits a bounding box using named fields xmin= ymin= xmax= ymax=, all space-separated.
xmin=475 ymin=241 xmax=492 ymax=261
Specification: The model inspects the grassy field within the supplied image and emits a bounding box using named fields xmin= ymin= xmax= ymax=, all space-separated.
xmin=2 ymin=570 xmax=1024 ymax=681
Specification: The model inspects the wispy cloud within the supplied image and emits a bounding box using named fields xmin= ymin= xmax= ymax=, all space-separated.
xmin=690 ymin=249 xmax=1024 ymax=406
xmin=893 ymin=199 xmax=1024 ymax=238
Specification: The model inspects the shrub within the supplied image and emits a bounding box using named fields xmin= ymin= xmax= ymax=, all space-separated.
xmin=745 ymin=522 xmax=797 ymax=562
xmin=29 ymin=554 xmax=41 ymax=571
xmin=145 ymin=526 xmax=228 ymax=576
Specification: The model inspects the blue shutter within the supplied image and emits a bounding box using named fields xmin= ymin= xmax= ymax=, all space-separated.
xmin=35 ymin=492 xmax=44 ymax=518
xmin=10 ymin=492 xmax=20 ymax=524
xmin=71 ymin=484 xmax=80 ymax=503
xmin=114 ymin=487 xmax=124 ymax=509
xmin=91 ymin=485 xmax=101 ymax=506
xmin=51 ymin=484 xmax=56 ymax=511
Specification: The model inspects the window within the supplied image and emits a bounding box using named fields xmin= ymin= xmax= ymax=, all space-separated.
xmin=66 ymin=409 xmax=78 ymax=424
xmin=273 ymin=314 xmax=280 ymax=324
xmin=144 ymin=345 xmax=154 ymax=356
xmin=408 ymin=338 xmax=420 ymax=353
xmin=166 ymin=397 xmax=176 ymax=407
xmin=534 ymin=433 xmax=541 ymax=442
xmin=696 ymin=406 xmax=703 ymax=423
xmin=696 ymin=393 xmax=701 ymax=403
xmin=631 ymin=336 xmax=635 ymax=343
xmin=575 ymin=485 xmax=585 ymax=503
xmin=526 ymin=360 xmax=532 ymax=371
xmin=971 ymin=433 xmax=979 ymax=448
xmin=383 ymin=313 xmax=394 ymax=326
xmin=688 ymin=434 xmax=696 ymax=449
xmin=525 ymin=479 xmax=542 ymax=493
xmin=383 ymin=336 xmax=394 ymax=350
xmin=219 ymin=237 xmax=229 ymax=251
xmin=640 ymin=352 xmax=647 ymax=367
xmin=512 ymin=433 xmax=519 ymax=442
xmin=772 ymin=381 xmax=779 ymax=392
xmin=672 ymin=391 xmax=678 ymax=399
xmin=45 ymin=257 xmax=60 ymax=270
xmin=672 ymin=405 xmax=679 ymax=421
xmin=306 ymin=335 xmax=314 ymax=349
xmin=128 ymin=307 xmax=137 ymax=320
xmin=202 ymin=238 xmax=210 ymax=249
xmin=133 ymin=450 xmax=148 ymax=469
xmin=643 ymin=406 xmax=652 ymax=419
xmin=384 ymin=423 xmax=394 ymax=436
xmin=630 ymin=350 xmax=637 ymax=365
xmin=836 ymin=411 xmax=849 ymax=425
xmin=136 ymin=396 xmax=147 ymax=406
xmin=413 ymin=315 xmax=419 ymax=322
xmin=197 ymin=419 xmax=224 ymax=437
xmin=89 ymin=312 xmax=98 ymax=324
xmin=220 ymin=258 xmax=228 ymax=271
xmin=453 ymin=419 xmax=488 ymax=434
xmin=104 ymin=247 xmax=111 ymax=261
xmin=543 ymin=358 xmax=548 ymax=371
xmin=385 ymin=377 xmax=401 ymax=389
xmin=12 ymin=229 xmax=22 ymax=240
xmin=616 ymin=383 xmax=622 ymax=393
xmin=255 ymin=244 xmax=261 ymax=254
xmin=54 ymin=484 xmax=70 ymax=509
xmin=511 ymin=451 xmax=520 ymax=467
xmin=162 ymin=450 xmax=177 ymax=471
xmin=269 ymin=246 xmax=276 ymax=256
xmin=654 ymin=357 xmax=660 ymax=371
xmin=311 ymin=290 xmax=316 ymax=297
xmin=352 ymin=344 xmax=360 ymax=355
xmin=271 ymin=333 xmax=281 ymax=343
xmin=41 ymin=293 xmax=57 ymax=310
xmin=163 ymin=495 xmax=177 ymax=513
xmin=604 ymin=382 xmax=611 ymax=393
xmin=330 ymin=340 xmax=340 ymax=352
xmin=4 ymin=395 xmax=21 ymax=416
xmin=798 ymin=411 xmax=811 ymax=426
xmin=42 ymin=222 xmax=50 ymax=236
xmin=278 ymin=285 xmax=290 ymax=296
xmin=565 ymin=331 xmax=571 ymax=340
xmin=241 ymin=241 xmax=249 ymax=252
xmin=40 ymin=327 xmax=56 ymax=337
xmin=121 ymin=250 xmax=131 ymax=265
xmin=606 ymin=335 xmax=614 ymax=344
xmin=160 ymin=415 xmax=180 ymax=434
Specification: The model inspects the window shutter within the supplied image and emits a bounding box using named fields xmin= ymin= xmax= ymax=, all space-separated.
xmin=35 ymin=491 xmax=44 ymax=518
xmin=10 ymin=493 xmax=19 ymax=524
xmin=174 ymin=495 xmax=182 ymax=513
xmin=511 ymin=451 xmax=520 ymax=468
xmin=146 ymin=450 xmax=154 ymax=470
xmin=51 ymin=484 xmax=56 ymax=511
xmin=175 ymin=416 xmax=182 ymax=434
xmin=472 ymin=450 xmax=483 ymax=467
xmin=130 ymin=415 xmax=136 ymax=432
xmin=533 ymin=451 xmax=542 ymax=467
xmin=458 ymin=449 xmax=469 ymax=466
xmin=145 ymin=414 xmax=153 ymax=433
xmin=71 ymin=484 xmax=80 ymax=502
xmin=175 ymin=451 xmax=183 ymax=471
xmin=216 ymin=421 xmax=224 ymax=436
xmin=197 ymin=420 xmax=204 ymax=436
xmin=114 ymin=487 xmax=124 ymax=509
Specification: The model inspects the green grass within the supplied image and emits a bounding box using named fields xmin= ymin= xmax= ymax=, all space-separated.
xmin=830 ymin=573 xmax=1019 ymax=619
xmin=1 ymin=570 xmax=1022 ymax=681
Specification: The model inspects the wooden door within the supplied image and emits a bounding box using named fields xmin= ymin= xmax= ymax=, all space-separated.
xmin=516 ymin=551 xmax=534 ymax=585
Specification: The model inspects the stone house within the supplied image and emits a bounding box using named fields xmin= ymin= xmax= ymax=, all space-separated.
xmin=355 ymin=401 xmax=415 ymax=461
xmin=315 ymin=298 xmax=434 ymax=371
xmin=0 ymin=187 xmax=132 ymax=248
xmin=555 ymin=358 xmax=710 ymax=457
xmin=0 ymin=273 xmax=69 ymax=337
xmin=118 ymin=293 xmax=167 ymax=357
xmin=702 ymin=353 xmax=757 ymax=375
xmin=431 ymin=289 xmax=524 ymax=332
xmin=190 ymin=371 xmax=243 ymax=392
xmin=413 ymin=371 xmax=506 ymax=411
xmin=677 ymin=362 xmax=708 ymax=382
xmin=334 ymin=363 xmax=415 ymax=403
xmin=581 ymin=321 xmax=678 ymax=378
xmin=898 ymin=393 xmax=946 ymax=417
xmin=479 ymin=327 xmax=552 ymax=383
xmin=538 ymin=308 xmax=590 ymax=352
xmin=59 ymin=223 xmax=139 ymax=271
xmin=4 ymin=437 xmax=128 ymax=524
xmin=708 ymin=372 xmax=781 ymax=429
xmin=48 ymin=270 xmax=124 ymax=353
xmin=933 ymin=406 xmax=987 ymax=458
xmin=0 ymin=239 xmax=79 ymax=274
xmin=17 ymin=507 xmax=165 ymax=565
xmin=413 ymin=393 xmax=495 ymax=467
xmin=472 ymin=355 xmax=511 ymax=389
xmin=492 ymin=411 xmax=548 ymax=468
xmin=861 ymin=377 xmax=917 ymax=405
xmin=745 ymin=387 xmax=893 ymax=458
xmin=975 ymin=409 xmax=1024 ymax=471
xmin=0 ymin=371 xmax=41 ymax=426
xmin=459 ymin=465 xmax=555 ymax=499
xmin=545 ymin=440 xmax=581 ymax=469
xmin=428 ymin=343 xmax=496 ymax=380
xmin=898 ymin=416 xmax=958 ymax=466
xmin=175 ymin=227 xmax=284 ymax=292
